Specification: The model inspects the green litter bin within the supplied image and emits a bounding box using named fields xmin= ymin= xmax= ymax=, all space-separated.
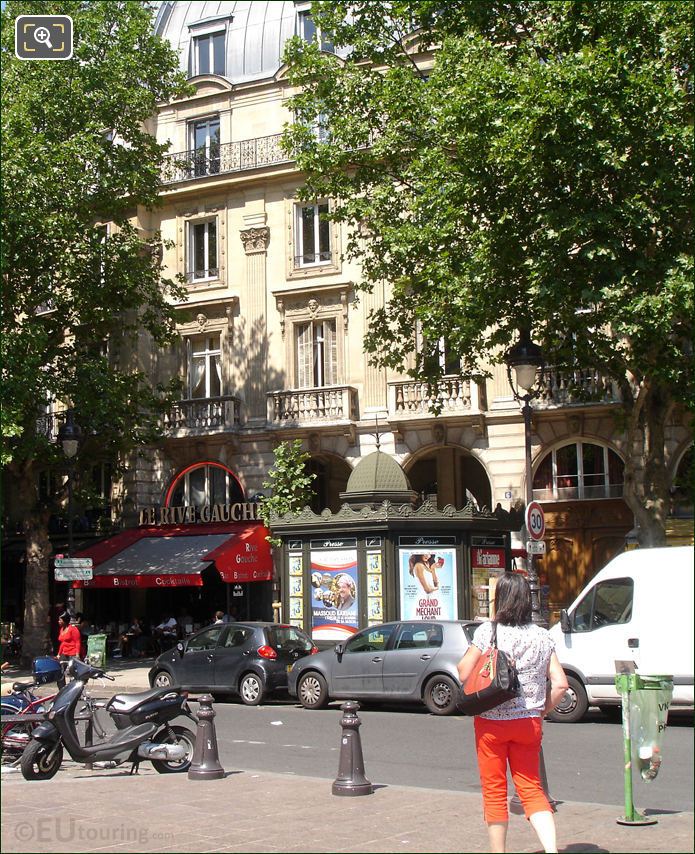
xmin=615 ymin=672 xmax=673 ymax=826
xmin=86 ymin=633 xmax=107 ymax=669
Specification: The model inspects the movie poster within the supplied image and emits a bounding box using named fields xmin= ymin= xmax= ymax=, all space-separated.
xmin=399 ymin=547 xmax=458 ymax=621
xmin=310 ymin=549 xmax=359 ymax=641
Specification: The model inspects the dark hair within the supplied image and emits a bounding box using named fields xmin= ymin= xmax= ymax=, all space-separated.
xmin=58 ymin=612 xmax=71 ymax=627
xmin=408 ymin=554 xmax=427 ymax=576
xmin=493 ymin=573 xmax=532 ymax=626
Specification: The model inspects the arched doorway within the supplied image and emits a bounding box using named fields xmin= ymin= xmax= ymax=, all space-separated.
xmin=307 ymin=455 xmax=352 ymax=513
xmin=532 ymin=439 xmax=633 ymax=619
xmin=405 ymin=446 xmax=492 ymax=510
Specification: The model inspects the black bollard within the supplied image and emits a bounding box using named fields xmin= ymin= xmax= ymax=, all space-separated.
xmin=188 ymin=694 xmax=224 ymax=780
xmin=332 ymin=700 xmax=373 ymax=796
xmin=510 ymin=745 xmax=557 ymax=813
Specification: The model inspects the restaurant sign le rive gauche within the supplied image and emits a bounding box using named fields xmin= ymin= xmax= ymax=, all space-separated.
xmin=138 ymin=502 xmax=260 ymax=526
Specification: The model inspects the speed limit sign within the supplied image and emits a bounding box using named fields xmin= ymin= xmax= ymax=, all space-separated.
xmin=525 ymin=501 xmax=545 ymax=541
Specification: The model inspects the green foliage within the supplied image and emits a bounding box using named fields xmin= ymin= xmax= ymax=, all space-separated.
xmin=1 ymin=0 xmax=192 ymax=476
xmin=283 ymin=2 xmax=693 ymax=403
xmin=259 ymin=440 xmax=316 ymax=546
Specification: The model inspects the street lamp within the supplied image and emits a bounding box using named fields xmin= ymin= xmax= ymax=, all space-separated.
xmin=57 ymin=409 xmax=82 ymax=616
xmin=505 ymin=329 xmax=546 ymax=627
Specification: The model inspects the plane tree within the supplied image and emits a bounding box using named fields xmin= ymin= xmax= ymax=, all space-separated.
xmin=283 ymin=0 xmax=693 ymax=546
xmin=1 ymin=0 xmax=191 ymax=660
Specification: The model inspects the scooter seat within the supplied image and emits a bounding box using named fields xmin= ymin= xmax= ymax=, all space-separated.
xmin=106 ymin=686 xmax=179 ymax=714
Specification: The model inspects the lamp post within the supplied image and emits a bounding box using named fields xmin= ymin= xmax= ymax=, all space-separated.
xmin=505 ymin=329 xmax=546 ymax=627
xmin=57 ymin=409 xmax=81 ymax=617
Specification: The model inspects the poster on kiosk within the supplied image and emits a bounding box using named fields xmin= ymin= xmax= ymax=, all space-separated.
xmin=310 ymin=545 xmax=359 ymax=641
xmin=399 ymin=538 xmax=458 ymax=621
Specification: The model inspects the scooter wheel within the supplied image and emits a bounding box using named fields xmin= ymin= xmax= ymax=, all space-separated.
xmin=20 ymin=740 xmax=63 ymax=780
xmin=151 ymin=725 xmax=195 ymax=774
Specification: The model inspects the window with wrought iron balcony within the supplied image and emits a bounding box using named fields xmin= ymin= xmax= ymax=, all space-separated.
xmin=268 ymin=315 xmax=357 ymax=426
xmin=163 ymin=335 xmax=241 ymax=435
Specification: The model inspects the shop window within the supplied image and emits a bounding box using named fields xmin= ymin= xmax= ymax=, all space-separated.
xmin=168 ymin=462 xmax=244 ymax=510
xmin=187 ymin=218 xmax=218 ymax=282
xmin=295 ymin=318 xmax=337 ymax=387
xmin=189 ymin=116 xmax=220 ymax=177
xmin=295 ymin=202 xmax=331 ymax=267
xmin=188 ymin=335 xmax=221 ymax=399
xmin=192 ymin=31 xmax=225 ymax=76
xmin=533 ymin=442 xmax=624 ymax=501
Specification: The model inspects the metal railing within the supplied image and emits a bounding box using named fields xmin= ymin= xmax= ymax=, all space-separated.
xmin=161 ymin=135 xmax=291 ymax=184
xmin=36 ymin=412 xmax=64 ymax=442
xmin=162 ymin=395 xmax=242 ymax=433
xmin=538 ymin=366 xmax=620 ymax=407
xmin=268 ymin=386 xmax=358 ymax=424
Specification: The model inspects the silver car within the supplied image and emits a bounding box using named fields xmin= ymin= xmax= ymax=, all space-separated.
xmin=288 ymin=620 xmax=476 ymax=715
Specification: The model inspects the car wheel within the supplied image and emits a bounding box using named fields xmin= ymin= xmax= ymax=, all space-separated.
xmin=547 ymin=675 xmax=589 ymax=723
xmin=423 ymin=674 xmax=459 ymax=716
xmin=151 ymin=725 xmax=195 ymax=774
xmin=239 ymin=672 xmax=265 ymax=706
xmin=152 ymin=670 xmax=173 ymax=688
xmin=297 ymin=672 xmax=329 ymax=710
xmin=20 ymin=740 xmax=63 ymax=780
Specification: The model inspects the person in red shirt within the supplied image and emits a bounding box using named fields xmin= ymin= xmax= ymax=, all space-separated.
xmin=56 ymin=613 xmax=81 ymax=661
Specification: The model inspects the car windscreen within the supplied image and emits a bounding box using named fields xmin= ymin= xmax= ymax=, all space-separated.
xmin=266 ymin=626 xmax=313 ymax=652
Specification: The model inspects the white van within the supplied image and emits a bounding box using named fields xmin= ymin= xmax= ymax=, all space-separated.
xmin=548 ymin=546 xmax=694 ymax=722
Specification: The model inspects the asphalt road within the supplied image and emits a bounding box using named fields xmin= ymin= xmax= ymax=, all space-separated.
xmin=206 ymin=700 xmax=693 ymax=813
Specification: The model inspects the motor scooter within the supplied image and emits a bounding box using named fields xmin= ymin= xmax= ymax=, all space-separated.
xmin=1 ymin=658 xmax=65 ymax=762
xmin=20 ymin=658 xmax=197 ymax=780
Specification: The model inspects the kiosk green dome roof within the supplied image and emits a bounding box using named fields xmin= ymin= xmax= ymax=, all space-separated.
xmin=345 ymin=451 xmax=411 ymax=495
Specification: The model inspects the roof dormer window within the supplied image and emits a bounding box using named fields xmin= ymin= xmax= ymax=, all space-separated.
xmin=193 ymin=30 xmax=225 ymax=75
xmin=188 ymin=15 xmax=232 ymax=77
xmin=296 ymin=7 xmax=333 ymax=52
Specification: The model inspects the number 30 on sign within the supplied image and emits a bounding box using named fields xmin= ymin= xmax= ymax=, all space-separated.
xmin=525 ymin=501 xmax=545 ymax=541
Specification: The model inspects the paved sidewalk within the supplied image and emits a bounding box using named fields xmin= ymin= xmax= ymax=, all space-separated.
xmin=2 ymin=761 xmax=692 ymax=853
xmin=1 ymin=658 xmax=153 ymax=697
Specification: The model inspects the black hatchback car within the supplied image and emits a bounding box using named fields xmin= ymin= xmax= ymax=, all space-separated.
xmin=149 ymin=622 xmax=317 ymax=705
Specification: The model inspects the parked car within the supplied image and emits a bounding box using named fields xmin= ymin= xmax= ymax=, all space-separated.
xmin=149 ymin=622 xmax=318 ymax=705
xmin=288 ymin=620 xmax=477 ymax=715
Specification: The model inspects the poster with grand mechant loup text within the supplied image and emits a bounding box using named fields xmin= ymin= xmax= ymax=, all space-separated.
xmin=399 ymin=547 xmax=458 ymax=621
xmin=310 ymin=549 xmax=359 ymax=641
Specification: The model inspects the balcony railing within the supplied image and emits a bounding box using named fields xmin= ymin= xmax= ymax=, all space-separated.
xmin=388 ymin=377 xmax=473 ymax=418
xmin=162 ymin=396 xmax=241 ymax=434
xmin=161 ymin=135 xmax=291 ymax=185
xmin=538 ymin=366 xmax=620 ymax=407
xmin=268 ymin=386 xmax=358 ymax=425
xmin=36 ymin=412 xmax=64 ymax=442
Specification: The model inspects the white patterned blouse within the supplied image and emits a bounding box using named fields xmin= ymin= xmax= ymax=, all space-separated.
xmin=471 ymin=621 xmax=555 ymax=720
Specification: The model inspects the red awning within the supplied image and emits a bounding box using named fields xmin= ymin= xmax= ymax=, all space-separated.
xmin=72 ymin=522 xmax=272 ymax=588
xmin=204 ymin=522 xmax=273 ymax=583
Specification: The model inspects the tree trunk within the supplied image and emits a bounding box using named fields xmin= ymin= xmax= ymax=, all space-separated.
xmin=621 ymin=379 xmax=669 ymax=548
xmin=16 ymin=469 xmax=53 ymax=666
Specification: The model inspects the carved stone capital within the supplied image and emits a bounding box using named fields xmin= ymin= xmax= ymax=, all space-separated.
xmin=240 ymin=226 xmax=270 ymax=254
